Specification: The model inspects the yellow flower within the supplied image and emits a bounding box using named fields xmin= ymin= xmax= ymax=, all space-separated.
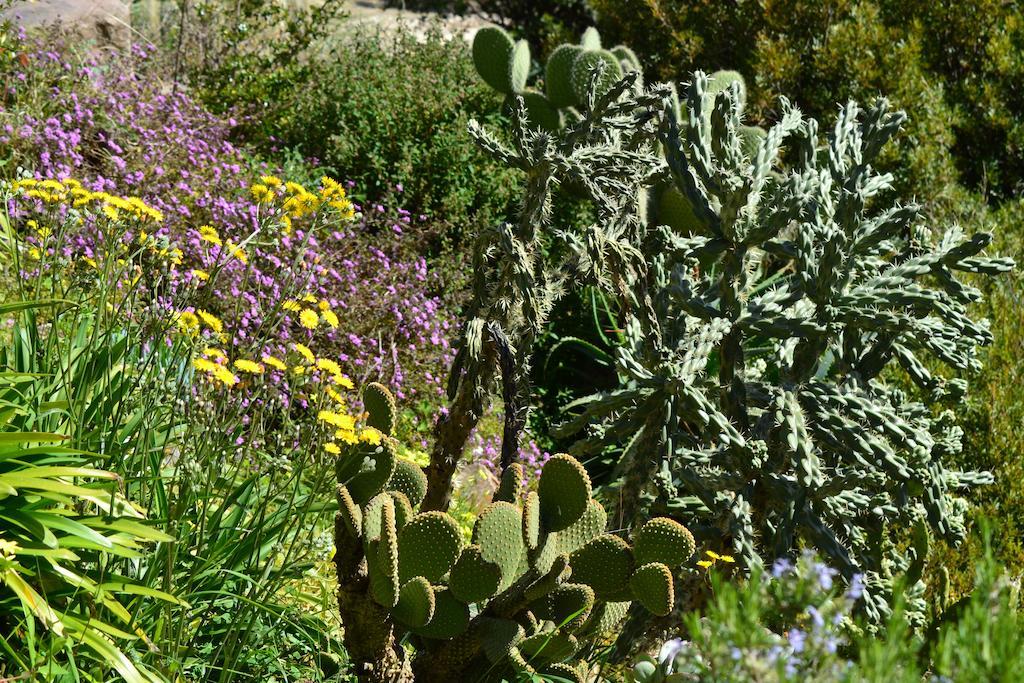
xmin=293 ymin=343 xmax=315 ymax=364
xmin=196 ymin=309 xmax=224 ymax=334
xmin=285 ymin=181 xmax=308 ymax=196
xmin=203 ymin=347 xmax=226 ymax=360
xmin=321 ymin=309 xmax=339 ymax=329
xmin=82 ymin=256 xmax=98 ymax=269
xmin=282 ymin=300 xmax=302 ymax=312
xmin=251 ymin=183 xmax=275 ymax=203
xmin=168 ymin=248 xmax=183 ymax=266
xmin=325 ymin=386 xmax=347 ymax=405
xmin=262 ymin=355 xmax=287 ymax=371
xmin=292 ymin=365 xmax=306 ymax=375
xmin=198 ymin=225 xmax=222 ymax=246
xmin=302 ymin=293 xmax=318 ymax=303
xmin=720 ymin=555 xmax=736 ymax=563
xmin=323 ymin=442 xmax=341 ymax=455
xmin=318 ymin=410 xmax=355 ymax=430
xmin=697 ymin=560 xmax=714 ymax=569
xmin=191 ymin=269 xmax=210 ymax=282
xmin=260 ymin=175 xmax=283 ymax=188
xmin=317 ymin=299 xmax=331 ymax=311
xmin=281 ymin=214 xmax=293 ymax=236
xmin=193 ymin=357 xmax=219 ymax=374
xmin=299 ymin=309 xmax=319 ymax=329
xmin=176 ymin=311 xmax=200 ymax=335
xmin=226 ymin=240 xmax=248 ymax=265
xmin=336 ymin=375 xmax=355 ymax=390
xmin=359 ymin=428 xmax=383 ymax=445
xmin=705 ymin=550 xmax=721 ymax=560
xmin=212 ymin=365 xmax=239 ymax=387
xmin=101 ymin=204 xmax=120 ymax=221
xmin=234 ymin=359 xmax=265 ymax=374
xmin=336 ymin=429 xmax=358 ymax=445
xmin=316 ymin=357 xmax=343 ymax=379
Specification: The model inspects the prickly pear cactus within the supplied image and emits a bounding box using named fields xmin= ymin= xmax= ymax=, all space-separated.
xmin=334 ymin=384 xmax=698 ymax=682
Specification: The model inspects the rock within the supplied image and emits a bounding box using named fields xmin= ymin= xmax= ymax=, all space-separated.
xmin=2 ymin=0 xmax=130 ymax=49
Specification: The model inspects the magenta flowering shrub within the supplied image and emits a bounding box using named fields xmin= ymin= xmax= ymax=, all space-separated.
xmin=0 ymin=27 xmax=455 ymax=406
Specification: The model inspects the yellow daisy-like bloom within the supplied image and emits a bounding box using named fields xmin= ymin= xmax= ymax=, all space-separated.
xmin=321 ymin=309 xmax=339 ymax=329
xmin=191 ymin=269 xmax=210 ymax=282
xmin=281 ymin=214 xmax=293 ymax=235
xmin=260 ymin=175 xmax=283 ymax=188
xmin=212 ymin=365 xmax=239 ymax=387
xmin=285 ymin=181 xmax=308 ymax=196
xmin=292 ymin=365 xmax=306 ymax=375
xmin=262 ymin=355 xmax=287 ymax=371
xmin=196 ymin=309 xmax=224 ymax=334
xmin=168 ymin=248 xmax=183 ymax=266
xmin=234 ymin=359 xmax=265 ymax=374
xmin=359 ymin=428 xmax=383 ymax=446
xmin=325 ymin=386 xmax=347 ymax=405
xmin=316 ymin=357 xmax=343 ymax=378
xmin=251 ymin=183 xmax=275 ymax=203
xmin=293 ymin=343 xmax=315 ymax=364
xmin=198 ymin=225 xmax=222 ymax=246
xmin=101 ymin=204 xmax=120 ymax=221
xmin=697 ymin=560 xmax=714 ymax=569
xmin=176 ymin=311 xmax=200 ymax=335
xmin=317 ymin=299 xmax=331 ymax=312
xmin=336 ymin=429 xmax=358 ymax=445
xmin=302 ymin=293 xmax=318 ymax=303
xmin=336 ymin=375 xmax=355 ymax=390
xmin=203 ymin=347 xmax=226 ymax=360
xmin=705 ymin=550 xmax=721 ymax=560
xmin=82 ymin=256 xmax=98 ymax=269
xmin=323 ymin=442 xmax=341 ymax=455
xmin=720 ymin=555 xmax=736 ymax=563
xmin=226 ymin=241 xmax=248 ymax=265
xmin=299 ymin=309 xmax=319 ymax=329
xmin=282 ymin=300 xmax=302 ymax=312
xmin=193 ymin=357 xmax=219 ymax=374
xmin=318 ymin=410 xmax=356 ymax=431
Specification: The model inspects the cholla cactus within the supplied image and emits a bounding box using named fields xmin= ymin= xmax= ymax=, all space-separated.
xmin=562 ymin=72 xmax=1014 ymax=625
xmin=334 ymin=384 xmax=697 ymax=682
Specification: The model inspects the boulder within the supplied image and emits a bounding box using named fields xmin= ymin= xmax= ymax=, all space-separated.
xmin=2 ymin=0 xmax=130 ymax=49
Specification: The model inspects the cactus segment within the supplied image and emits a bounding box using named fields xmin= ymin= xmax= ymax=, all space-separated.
xmin=398 ymin=511 xmax=464 ymax=584
xmin=570 ymin=50 xmax=623 ymax=104
xmin=519 ymin=632 xmax=580 ymax=663
xmin=545 ymin=44 xmax=583 ymax=108
xmin=474 ymin=501 xmax=527 ymax=589
xmin=362 ymin=382 xmax=396 ymax=435
xmin=555 ymin=499 xmax=606 ymax=556
xmin=583 ymin=600 xmax=630 ymax=635
xmin=738 ymin=124 xmax=767 ymax=160
xmin=389 ymin=490 xmax=413 ymax=529
xmin=630 ymin=562 xmax=675 ymax=616
xmin=388 ymin=457 xmax=427 ymax=508
xmin=656 ymin=184 xmax=704 ymax=235
xmin=523 ymin=490 xmax=541 ymax=550
xmin=569 ymin=534 xmax=635 ymax=598
xmin=707 ymin=69 xmax=747 ymax=111
xmin=363 ymin=493 xmax=389 ymax=542
xmin=579 ymin=26 xmax=601 ymax=50
xmin=534 ymin=582 xmax=595 ymax=631
xmin=611 ymin=45 xmax=641 ymax=71
xmin=538 ymin=454 xmax=592 ymax=532
xmin=510 ymin=39 xmax=531 ymax=94
xmin=634 ymin=517 xmax=696 ymax=569
xmin=449 ymin=544 xmax=502 ymax=603
xmin=494 ymin=463 xmax=525 ymax=503
xmin=545 ymin=662 xmax=585 ymax=683
xmin=336 ymin=484 xmax=361 ymax=539
xmin=472 ymin=26 xmax=516 ymax=94
xmin=413 ymin=587 xmax=471 ymax=639
xmin=346 ymin=440 xmax=397 ymax=504
xmin=393 ymin=576 xmax=436 ymax=628
xmin=520 ymin=89 xmax=563 ymax=132
xmin=480 ymin=617 xmax=525 ymax=664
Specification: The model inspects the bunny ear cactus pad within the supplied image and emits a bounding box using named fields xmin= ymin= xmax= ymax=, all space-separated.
xmin=739 ymin=125 xmax=767 ymax=160
xmin=545 ymin=44 xmax=583 ymax=108
xmin=538 ymin=454 xmax=591 ymax=532
xmin=583 ymin=600 xmax=630 ymax=635
xmin=449 ymin=544 xmax=502 ymax=603
xmin=555 ymin=499 xmax=606 ymax=556
xmin=363 ymin=493 xmax=389 ymax=542
xmin=545 ymin=662 xmax=585 ymax=683
xmin=336 ymin=484 xmax=361 ymax=539
xmin=569 ymin=534 xmax=635 ymax=599
xmin=535 ymin=582 xmax=595 ymax=631
xmin=413 ymin=587 xmax=471 ymax=640
xmin=388 ymin=457 xmax=427 ymax=508
xmin=523 ymin=490 xmax=541 ymax=550
xmin=362 ymin=382 xmax=396 ymax=436
xmin=630 ymin=562 xmax=675 ymax=616
xmin=480 ymin=617 xmax=525 ymax=664
xmin=393 ymin=576 xmax=436 ymax=628
xmin=475 ymin=501 xmax=526 ymax=589
xmin=345 ymin=440 xmax=397 ymax=504
xmin=611 ymin=45 xmax=641 ymax=71
xmin=472 ymin=26 xmax=530 ymax=95
xmin=519 ymin=632 xmax=580 ymax=663
xmin=571 ymin=50 xmax=624 ymax=104
xmin=389 ymin=490 xmax=413 ymax=529
xmin=579 ymin=26 xmax=601 ymax=50
xmin=368 ymin=498 xmax=400 ymax=607
xmin=520 ymin=90 xmax=563 ymax=132
xmin=707 ymin=69 xmax=747 ymax=111
xmin=634 ymin=518 xmax=696 ymax=569
xmin=398 ymin=511 xmax=463 ymax=584
xmin=494 ymin=463 xmax=524 ymax=503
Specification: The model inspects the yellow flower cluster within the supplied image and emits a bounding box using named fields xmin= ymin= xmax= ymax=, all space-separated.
xmin=697 ymin=549 xmax=736 ymax=570
xmin=247 ymin=175 xmax=355 ymax=232
xmin=14 ymin=178 xmax=163 ymax=222
xmin=284 ymin=294 xmax=339 ymax=330
xmin=175 ymin=309 xmax=226 ymax=342
xmin=193 ymin=356 xmax=238 ymax=387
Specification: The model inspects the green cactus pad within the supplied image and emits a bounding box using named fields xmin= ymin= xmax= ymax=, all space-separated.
xmin=524 ymin=553 xmax=571 ymax=604
xmin=538 ymin=454 xmax=592 ymax=533
xmin=545 ymin=44 xmax=583 ymax=108
xmin=634 ymin=517 xmax=696 ymax=569
xmin=523 ymin=491 xmax=541 ymax=550
xmin=530 ymin=530 xmax=561 ymax=574
xmin=474 ymin=501 xmax=526 ymax=589
xmin=571 ymin=50 xmax=623 ymax=104
xmin=387 ymin=457 xmax=427 ymax=508
xmin=375 ymin=498 xmax=400 ymax=607
xmin=580 ymin=26 xmax=601 ymax=50
xmin=520 ymin=90 xmax=563 ymax=132
xmin=389 ymin=490 xmax=413 ymax=529
xmin=449 ymin=544 xmax=502 ymax=603
xmin=362 ymin=382 xmax=396 ymax=436
xmin=519 ymin=632 xmax=580 ymax=663
xmin=739 ymin=125 xmax=766 ymax=160
xmin=363 ymin=493 xmax=389 ymax=542
xmin=335 ymin=484 xmax=361 ymax=539
xmin=583 ymin=600 xmax=630 ymax=635
xmin=393 ymin=576 xmax=435 ymax=628
xmin=611 ymin=45 xmax=640 ymax=71
xmin=535 ymin=582 xmax=595 ymax=631
xmin=569 ymin=534 xmax=635 ymax=598
xmin=544 ymin=663 xmax=585 ymax=683
xmin=707 ymin=69 xmax=747 ymax=111
xmin=480 ymin=617 xmax=525 ymax=664
xmin=657 ymin=185 xmax=704 ymax=235
xmin=413 ymin=587 xmax=470 ymax=639
xmin=494 ymin=463 xmax=524 ymax=503
xmin=630 ymin=562 xmax=675 ymax=616
xmin=345 ymin=440 xmax=397 ymax=504
xmin=473 ymin=26 xmax=515 ymax=93
xmin=398 ymin=511 xmax=464 ymax=584
xmin=555 ymin=499 xmax=606 ymax=556
xmin=510 ymin=39 xmax=530 ymax=94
